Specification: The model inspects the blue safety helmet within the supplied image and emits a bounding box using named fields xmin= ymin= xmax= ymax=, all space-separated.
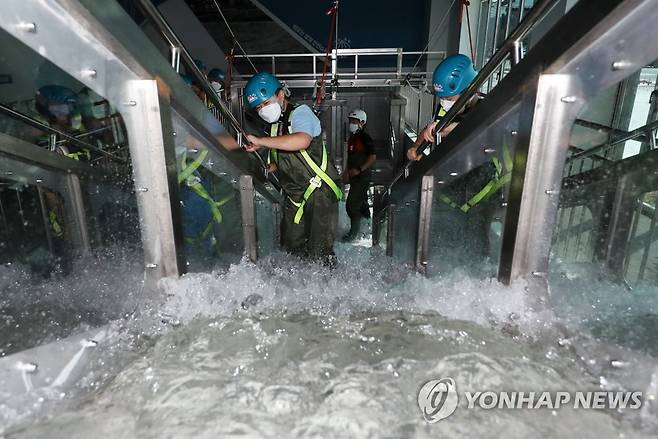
xmin=36 ymin=85 xmax=78 ymax=118
xmin=244 ymin=72 xmax=281 ymax=109
xmin=432 ymin=54 xmax=478 ymax=97
xmin=179 ymin=73 xmax=194 ymax=85
xmin=37 ymin=85 xmax=77 ymax=106
xmin=208 ymin=68 xmax=226 ymax=83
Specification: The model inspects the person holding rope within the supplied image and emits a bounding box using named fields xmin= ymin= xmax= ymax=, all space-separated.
xmin=407 ymin=54 xmax=511 ymax=260
xmin=243 ymin=72 xmax=342 ymax=266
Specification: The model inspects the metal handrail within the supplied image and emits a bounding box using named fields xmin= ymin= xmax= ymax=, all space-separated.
xmin=135 ymin=0 xmax=279 ymax=188
xmin=0 ymin=103 xmax=126 ymax=163
xmin=567 ymin=119 xmax=658 ymax=164
xmin=389 ymin=0 xmax=561 ymax=188
xmin=233 ymin=48 xmax=446 ymax=81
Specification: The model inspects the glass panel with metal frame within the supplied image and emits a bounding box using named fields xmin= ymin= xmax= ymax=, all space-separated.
xmin=0 ymin=26 xmax=143 ymax=354
xmin=427 ymin=158 xmax=511 ymax=279
xmin=552 ymin=62 xmax=658 ymax=293
xmin=171 ymin=113 xmax=245 ymax=272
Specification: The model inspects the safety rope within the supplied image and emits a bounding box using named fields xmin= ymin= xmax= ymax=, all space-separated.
xmin=225 ymin=46 xmax=235 ymax=100
xmin=315 ymin=1 xmax=339 ymax=109
xmin=405 ymin=0 xmax=459 ymax=84
xmin=458 ymin=0 xmax=476 ymax=62
xmin=211 ymin=0 xmax=258 ymax=73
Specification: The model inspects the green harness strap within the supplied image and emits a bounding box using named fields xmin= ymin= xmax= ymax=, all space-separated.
xmin=183 ymin=193 xmax=233 ymax=244
xmin=269 ymin=111 xmax=343 ymax=224
xmin=434 ymin=106 xmax=447 ymax=122
xmin=49 ymin=210 xmax=63 ymax=237
xmin=178 ymin=149 xmax=233 ymax=243
xmin=268 ymin=124 xmax=279 ymax=165
xmin=438 ymin=145 xmax=513 ymax=213
xmin=178 ymin=149 xmax=209 ymax=184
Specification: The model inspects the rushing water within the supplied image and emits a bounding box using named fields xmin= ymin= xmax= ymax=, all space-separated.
xmin=1 ymin=243 xmax=658 ymax=438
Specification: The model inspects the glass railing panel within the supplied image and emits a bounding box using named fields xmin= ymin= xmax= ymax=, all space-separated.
xmin=387 ymin=178 xmax=420 ymax=266
xmin=0 ymin=21 xmax=144 ymax=354
xmin=255 ymin=191 xmax=278 ymax=257
xmin=551 ymin=63 xmax=658 ymax=357
xmin=427 ymin=160 xmax=509 ymax=278
xmin=171 ymin=112 xmax=248 ymax=272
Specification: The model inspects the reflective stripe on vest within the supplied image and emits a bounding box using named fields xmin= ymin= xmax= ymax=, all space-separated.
xmin=434 ymin=106 xmax=447 ymax=122
xmin=269 ymin=108 xmax=342 ymax=224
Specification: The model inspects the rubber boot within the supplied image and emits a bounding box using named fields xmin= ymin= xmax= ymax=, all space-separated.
xmin=341 ymin=218 xmax=361 ymax=242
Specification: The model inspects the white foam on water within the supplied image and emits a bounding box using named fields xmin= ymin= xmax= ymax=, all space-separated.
xmin=1 ymin=245 xmax=656 ymax=438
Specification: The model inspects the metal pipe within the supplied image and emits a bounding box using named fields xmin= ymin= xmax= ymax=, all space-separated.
xmin=170 ymin=45 xmax=181 ymax=72
xmin=567 ymin=119 xmax=658 ymax=164
xmin=390 ymin=0 xmax=560 ymax=187
xmin=490 ymin=0 xmax=503 ymax=59
xmin=555 ymin=161 xmax=574 ymax=257
xmin=574 ymin=118 xmax=645 ymax=140
xmin=481 ymin=1 xmax=492 ymax=66
xmin=396 ymin=48 xmax=403 ymax=79
xmin=15 ymin=188 xmax=26 ymax=232
xmin=563 ymin=159 xmax=587 ymax=256
xmin=637 ymin=198 xmax=658 ymax=281
xmin=0 ymin=104 xmax=125 ymax=163
xmin=623 ymin=199 xmax=643 ymax=281
xmin=0 ymin=192 xmax=10 ymax=243
xmin=504 ymin=0 xmax=514 ymax=42
xmin=511 ymin=40 xmax=522 ymax=65
xmin=475 ymin=1 xmax=486 ymax=67
xmin=36 ymin=186 xmax=55 ymax=256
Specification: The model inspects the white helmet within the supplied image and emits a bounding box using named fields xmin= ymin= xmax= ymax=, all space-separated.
xmin=348 ymin=109 xmax=367 ymax=123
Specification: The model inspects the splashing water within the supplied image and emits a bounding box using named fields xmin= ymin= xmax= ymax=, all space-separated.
xmin=1 ymin=244 xmax=657 ymax=438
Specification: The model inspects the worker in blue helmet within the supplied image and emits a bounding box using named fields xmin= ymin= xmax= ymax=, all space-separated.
xmin=207 ymin=68 xmax=226 ymax=94
xmin=407 ymin=54 xmax=479 ymax=161
xmin=35 ymin=85 xmax=79 ymax=131
xmin=243 ymin=72 xmax=342 ymax=266
xmin=408 ymin=54 xmax=511 ymax=260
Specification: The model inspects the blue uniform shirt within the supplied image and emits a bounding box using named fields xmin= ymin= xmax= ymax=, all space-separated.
xmin=290 ymin=104 xmax=321 ymax=138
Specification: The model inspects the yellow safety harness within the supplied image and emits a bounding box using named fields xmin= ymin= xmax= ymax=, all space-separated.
xmin=268 ymin=107 xmax=342 ymax=224
xmin=436 ymin=147 xmax=512 ymax=213
xmin=433 ymin=103 xmax=513 ymax=212
xmin=64 ymin=149 xmax=91 ymax=161
xmin=48 ymin=210 xmax=63 ymax=237
xmin=178 ymin=149 xmax=233 ymax=244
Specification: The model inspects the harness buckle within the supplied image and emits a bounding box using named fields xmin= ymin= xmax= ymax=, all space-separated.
xmin=309 ymin=176 xmax=322 ymax=188
xmin=185 ymin=175 xmax=201 ymax=187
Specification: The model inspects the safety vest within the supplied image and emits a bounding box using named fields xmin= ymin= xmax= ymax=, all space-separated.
xmin=64 ymin=149 xmax=91 ymax=161
xmin=268 ymin=104 xmax=342 ymax=224
xmin=178 ymin=149 xmax=233 ymax=244
xmin=48 ymin=210 xmax=63 ymax=237
xmin=434 ymin=103 xmax=513 ymax=213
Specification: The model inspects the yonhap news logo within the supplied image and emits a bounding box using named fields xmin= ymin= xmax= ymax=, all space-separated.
xmin=417 ymin=378 xmax=459 ymax=423
xmin=418 ymin=377 xmax=643 ymax=423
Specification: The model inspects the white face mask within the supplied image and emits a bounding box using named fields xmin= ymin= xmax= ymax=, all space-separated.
xmin=258 ymin=101 xmax=282 ymax=123
xmin=348 ymin=123 xmax=360 ymax=134
xmin=440 ymin=98 xmax=455 ymax=111
xmin=210 ymin=81 xmax=223 ymax=94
